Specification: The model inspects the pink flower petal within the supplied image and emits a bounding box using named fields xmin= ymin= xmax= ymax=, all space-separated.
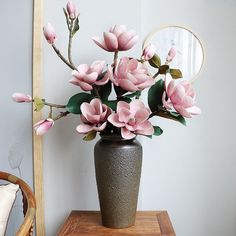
xmin=94 ymin=73 xmax=110 ymax=85
xmin=118 ymin=108 xmax=132 ymax=123
xmin=82 ymin=72 xmax=98 ymax=84
xmin=186 ymin=106 xmax=202 ymax=115
xmin=123 ymin=35 xmax=138 ymax=51
xmin=94 ymin=122 xmax=107 ymax=131
xmin=134 ymin=109 xmax=150 ymax=123
xmin=90 ymin=98 xmax=103 ymax=115
xmin=76 ymin=124 xmax=94 ymax=134
xmin=108 ymin=114 xmax=125 ymax=127
xmin=137 ymin=77 xmax=155 ymax=90
xmin=135 ymin=120 xmax=154 ymax=135
xmin=162 ymin=92 xmax=172 ymax=110
xmin=118 ymin=79 xmax=138 ymax=91
xmin=118 ymin=30 xmax=138 ymax=51
xmin=129 ymin=100 xmax=146 ymax=114
xmin=173 ymin=104 xmax=192 ymax=118
xmin=77 ymin=64 xmax=89 ymax=74
xmin=110 ymin=25 xmax=127 ymax=37
xmin=80 ymin=103 xmax=96 ymax=119
xmin=121 ymin=127 xmax=136 ymax=139
xmin=171 ymin=84 xmax=185 ymax=104
xmin=89 ymin=60 xmax=105 ymax=74
xmin=92 ymin=36 xmax=109 ymax=51
xmin=103 ymin=32 xmax=118 ymax=51
xmin=117 ymin=101 xmax=130 ymax=113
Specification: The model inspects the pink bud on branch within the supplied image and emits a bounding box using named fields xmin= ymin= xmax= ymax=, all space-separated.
xmin=142 ymin=44 xmax=156 ymax=61
xmin=166 ymin=47 xmax=176 ymax=63
xmin=66 ymin=1 xmax=76 ymax=20
xmin=34 ymin=118 xmax=54 ymax=135
xmin=43 ymin=23 xmax=56 ymax=44
xmin=12 ymin=93 xmax=32 ymax=103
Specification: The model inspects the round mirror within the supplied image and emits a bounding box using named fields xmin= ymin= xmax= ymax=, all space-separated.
xmin=143 ymin=26 xmax=204 ymax=82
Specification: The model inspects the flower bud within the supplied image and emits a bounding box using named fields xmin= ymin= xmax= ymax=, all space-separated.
xmin=43 ymin=23 xmax=56 ymax=44
xmin=34 ymin=119 xmax=54 ymax=135
xmin=66 ymin=1 xmax=76 ymax=20
xmin=142 ymin=44 xmax=156 ymax=61
xmin=12 ymin=93 xmax=32 ymax=103
xmin=166 ymin=47 xmax=176 ymax=63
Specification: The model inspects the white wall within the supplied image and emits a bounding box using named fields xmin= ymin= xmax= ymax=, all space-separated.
xmin=43 ymin=0 xmax=236 ymax=236
xmin=0 ymin=1 xmax=33 ymax=235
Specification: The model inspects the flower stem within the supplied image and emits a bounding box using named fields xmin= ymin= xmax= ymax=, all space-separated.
xmin=44 ymin=102 xmax=66 ymax=108
xmin=53 ymin=111 xmax=70 ymax=121
xmin=113 ymin=51 xmax=118 ymax=71
xmin=68 ymin=19 xmax=75 ymax=67
xmin=52 ymin=44 xmax=77 ymax=70
xmin=153 ymin=71 xmax=160 ymax=78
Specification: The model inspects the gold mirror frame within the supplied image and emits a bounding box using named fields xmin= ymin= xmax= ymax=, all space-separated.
xmin=142 ymin=25 xmax=205 ymax=83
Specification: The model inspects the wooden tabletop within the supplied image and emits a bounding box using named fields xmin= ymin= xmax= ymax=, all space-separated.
xmin=58 ymin=211 xmax=175 ymax=236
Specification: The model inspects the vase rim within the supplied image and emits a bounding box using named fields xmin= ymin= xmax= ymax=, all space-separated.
xmin=100 ymin=133 xmax=135 ymax=141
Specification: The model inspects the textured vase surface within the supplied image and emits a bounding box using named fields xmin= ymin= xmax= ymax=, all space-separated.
xmin=94 ymin=135 xmax=142 ymax=228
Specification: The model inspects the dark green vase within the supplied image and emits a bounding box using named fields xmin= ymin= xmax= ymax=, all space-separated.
xmin=94 ymin=134 xmax=142 ymax=228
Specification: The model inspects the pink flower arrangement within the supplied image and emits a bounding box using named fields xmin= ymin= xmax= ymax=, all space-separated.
xmin=13 ymin=1 xmax=201 ymax=139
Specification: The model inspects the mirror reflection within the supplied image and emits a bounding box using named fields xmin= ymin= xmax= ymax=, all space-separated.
xmin=143 ymin=26 xmax=204 ymax=82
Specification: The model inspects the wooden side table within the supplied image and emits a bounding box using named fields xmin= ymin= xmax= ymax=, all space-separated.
xmin=58 ymin=211 xmax=176 ymax=236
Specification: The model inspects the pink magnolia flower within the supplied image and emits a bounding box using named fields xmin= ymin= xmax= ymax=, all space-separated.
xmin=162 ymin=74 xmax=201 ymax=118
xmin=12 ymin=93 xmax=32 ymax=103
xmin=70 ymin=61 xmax=108 ymax=91
xmin=43 ymin=23 xmax=56 ymax=44
xmin=76 ymin=99 xmax=111 ymax=134
xmin=166 ymin=47 xmax=176 ymax=63
xmin=34 ymin=118 xmax=54 ymax=135
xmin=108 ymin=100 xmax=154 ymax=139
xmin=66 ymin=1 xmax=76 ymax=19
xmin=142 ymin=44 xmax=156 ymax=61
xmin=108 ymin=57 xmax=154 ymax=92
xmin=92 ymin=25 xmax=138 ymax=52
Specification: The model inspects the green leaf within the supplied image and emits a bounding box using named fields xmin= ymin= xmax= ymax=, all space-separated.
xmin=92 ymin=81 xmax=112 ymax=101
xmin=158 ymin=65 xmax=169 ymax=74
xmin=103 ymin=100 xmax=117 ymax=111
xmin=148 ymin=79 xmax=165 ymax=112
xmin=83 ymin=130 xmax=97 ymax=141
xmin=72 ymin=16 xmax=80 ymax=37
xmin=124 ymin=91 xmax=141 ymax=99
xmin=34 ymin=97 xmax=45 ymax=111
xmin=153 ymin=110 xmax=186 ymax=126
xmin=153 ymin=126 xmax=163 ymax=136
xmin=66 ymin=93 xmax=94 ymax=114
xmin=170 ymin=69 xmax=183 ymax=79
xmin=148 ymin=54 xmax=161 ymax=68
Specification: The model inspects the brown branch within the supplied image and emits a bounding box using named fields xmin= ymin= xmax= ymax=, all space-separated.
xmin=52 ymin=44 xmax=77 ymax=70
xmin=44 ymin=102 xmax=66 ymax=108
xmin=53 ymin=111 xmax=70 ymax=121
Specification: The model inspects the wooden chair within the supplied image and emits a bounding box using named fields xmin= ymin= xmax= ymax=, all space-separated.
xmin=0 ymin=171 xmax=36 ymax=236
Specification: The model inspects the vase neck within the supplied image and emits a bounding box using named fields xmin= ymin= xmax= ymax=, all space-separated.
xmin=100 ymin=134 xmax=135 ymax=141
